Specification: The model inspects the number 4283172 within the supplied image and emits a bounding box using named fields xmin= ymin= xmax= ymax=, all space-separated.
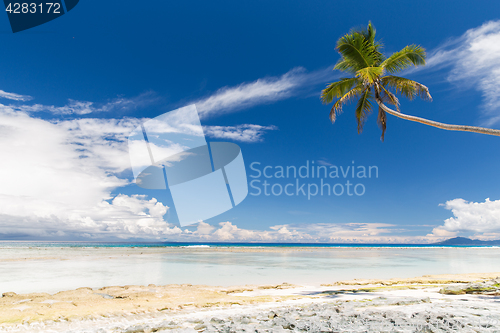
xmin=5 ymin=3 xmax=61 ymax=14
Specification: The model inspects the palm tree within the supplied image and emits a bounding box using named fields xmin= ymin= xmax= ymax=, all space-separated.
xmin=321 ymin=22 xmax=500 ymax=140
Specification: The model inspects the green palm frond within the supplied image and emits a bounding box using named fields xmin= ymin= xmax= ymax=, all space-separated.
xmin=381 ymin=76 xmax=432 ymax=101
xmin=333 ymin=22 xmax=385 ymax=73
xmin=381 ymin=45 xmax=426 ymax=73
xmin=333 ymin=58 xmax=360 ymax=74
xmin=362 ymin=21 xmax=376 ymax=45
xmin=356 ymin=66 xmax=384 ymax=84
xmin=359 ymin=21 xmax=384 ymax=54
xmin=329 ymin=84 xmax=364 ymax=122
xmin=336 ymin=32 xmax=382 ymax=70
xmin=349 ymin=22 xmax=384 ymax=53
xmin=355 ymin=88 xmax=373 ymax=133
xmin=321 ymin=77 xmax=361 ymax=104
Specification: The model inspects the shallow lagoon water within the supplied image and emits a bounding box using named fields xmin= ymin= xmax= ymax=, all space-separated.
xmin=1 ymin=243 xmax=500 ymax=294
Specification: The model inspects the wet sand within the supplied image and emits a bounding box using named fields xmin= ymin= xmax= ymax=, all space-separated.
xmin=1 ymin=272 xmax=499 ymax=328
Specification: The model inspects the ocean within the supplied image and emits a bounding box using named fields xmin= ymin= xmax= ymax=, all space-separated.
xmin=1 ymin=242 xmax=500 ymax=294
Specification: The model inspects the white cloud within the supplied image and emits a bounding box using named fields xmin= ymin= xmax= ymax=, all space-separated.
xmin=0 ymin=82 xmax=283 ymax=239
xmin=57 ymin=117 xmax=144 ymax=172
xmin=428 ymin=227 xmax=457 ymax=238
xmin=424 ymin=20 xmax=500 ymax=126
xmin=432 ymin=198 xmax=500 ymax=235
xmin=0 ymin=195 xmax=182 ymax=239
xmin=192 ymin=221 xmax=216 ymax=235
xmin=0 ymin=106 xmax=181 ymax=239
xmin=473 ymin=232 xmax=500 ymax=241
xmin=195 ymin=66 xmax=337 ymax=118
xmin=12 ymin=92 xmax=158 ymax=115
xmin=204 ymin=124 xmax=277 ymax=142
xmin=182 ymin=221 xmax=443 ymax=244
xmin=274 ymin=223 xmax=394 ymax=243
xmin=0 ymin=89 xmax=33 ymax=101
xmin=317 ymin=159 xmax=333 ymax=167
xmin=187 ymin=221 xmax=306 ymax=242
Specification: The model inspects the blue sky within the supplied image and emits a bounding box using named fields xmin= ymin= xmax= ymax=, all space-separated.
xmin=1 ymin=0 xmax=500 ymax=242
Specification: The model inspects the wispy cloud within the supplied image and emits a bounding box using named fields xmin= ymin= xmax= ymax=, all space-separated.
xmin=13 ymin=92 xmax=158 ymax=115
xmin=166 ymin=66 xmax=336 ymax=143
xmin=0 ymin=89 xmax=33 ymax=101
xmin=317 ymin=159 xmax=334 ymax=167
xmin=204 ymin=124 xmax=277 ymax=142
xmin=422 ymin=20 xmax=500 ymax=126
xmin=195 ymin=66 xmax=338 ymax=118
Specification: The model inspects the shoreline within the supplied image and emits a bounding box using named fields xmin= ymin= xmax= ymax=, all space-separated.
xmin=2 ymin=241 xmax=499 ymax=249
xmin=3 ymin=243 xmax=499 ymax=260
xmin=1 ymin=272 xmax=499 ymax=330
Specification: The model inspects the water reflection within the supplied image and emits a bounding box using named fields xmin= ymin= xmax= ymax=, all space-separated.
xmin=1 ymin=246 xmax=499 ymax=294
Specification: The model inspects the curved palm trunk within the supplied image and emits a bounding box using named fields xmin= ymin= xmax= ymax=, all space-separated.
xmin=375 ymin=99 xmax=500 ymax=137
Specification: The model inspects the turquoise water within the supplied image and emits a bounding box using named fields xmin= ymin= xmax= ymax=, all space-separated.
xmin=1 ymin=241 xmax=497 ymax=248
xmin=1 ymin=242 xmax=499 ymax=294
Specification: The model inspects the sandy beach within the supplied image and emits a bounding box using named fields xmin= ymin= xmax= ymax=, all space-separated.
xmin=2 ymin=245 xmax=500 ymax=331
xmin=1 ymin=272 xmax=500 ymax=332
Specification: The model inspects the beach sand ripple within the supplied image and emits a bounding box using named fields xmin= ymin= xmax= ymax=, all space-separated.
xmin=1 ymin=273 xmax=500 ymax=332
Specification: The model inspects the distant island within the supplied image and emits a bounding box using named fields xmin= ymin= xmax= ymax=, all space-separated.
xmin=434 ymin=237 xmax=500 ymax=246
